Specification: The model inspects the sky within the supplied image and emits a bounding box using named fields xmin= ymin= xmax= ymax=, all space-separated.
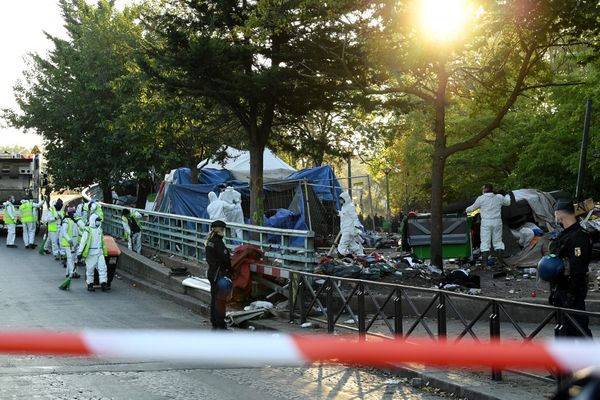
xmin=0 ymin=0 xmax=133 ymax=149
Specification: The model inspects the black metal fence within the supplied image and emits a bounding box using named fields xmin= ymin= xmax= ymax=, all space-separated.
xmin=287 ymin=270 xmax=599 ymax=385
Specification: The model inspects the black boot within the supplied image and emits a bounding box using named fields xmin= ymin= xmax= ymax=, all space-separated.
xmin=87 ymin=283 xmax=95 ymax=292
xmin=101 ymin=282 xmax=110 ymax=292
xmin=481 ymin=251 xmax=489 ymax=267
xmin=496 ymin=250 xmax=506 ymax=268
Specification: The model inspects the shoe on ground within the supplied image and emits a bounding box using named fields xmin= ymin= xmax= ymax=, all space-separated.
xmin=44 ymin=250 xmax=51 ymax=254
xmin=101 ymin=282 xmax=110 ymax=292
xmin=31 ymin=244 xmax=37 ymax=248
xmin=7 ymin=244 xmax=17 ymax=248
xmin=87 ymin=283 xmax=95 ymax=292
xmin=72 ymin=272 xmax=80 ymax=279
xmin=25 ymin=244 xmax=30 ymax=249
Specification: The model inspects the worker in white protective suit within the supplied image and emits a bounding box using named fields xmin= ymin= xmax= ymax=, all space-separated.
xmin=207 ymin=192 xmax=237 ymax=221
xmin=122 ymin=209 xmax=143 ymax=253
xmin=61 ymin=207 xmax=81 ymax=279
xmin=19 ymin=196 xmax=44 ymax=249
xmin=219 ymin=186 xmax=244 ymax=240
xmin=337 ymin=192 xmax=365 ymax=257
xmin=466 ymin=183 xmax=511 ymax=267
xmin=44 ymin=200 xmax=63 ymax=258
xmin=4 ymin=196 xmax=17 ymax=248
xmin=77 ymin=214 xmax=109 ymax=292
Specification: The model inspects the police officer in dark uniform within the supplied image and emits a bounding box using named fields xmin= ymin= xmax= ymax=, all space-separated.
xmin=205 ymin=220 xmax=231 ymax=330
xmin=550 ymin=199 xmax=593 ymax=337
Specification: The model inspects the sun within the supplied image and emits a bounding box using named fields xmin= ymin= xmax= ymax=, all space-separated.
xmin=417 ymin=0 xmax=473 ymax=41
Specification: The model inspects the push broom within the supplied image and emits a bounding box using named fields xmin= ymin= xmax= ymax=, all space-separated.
xmin=58 ymin=276 xmax=71 ymax=290
xmin=38 ymin=233 xmax=47 ymax=255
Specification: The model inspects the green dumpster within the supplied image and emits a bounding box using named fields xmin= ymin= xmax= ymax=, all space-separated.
xmin=406 ymin=213 xmax=472 ymax=260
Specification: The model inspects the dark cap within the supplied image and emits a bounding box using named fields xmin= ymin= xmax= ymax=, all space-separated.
xmin=211 ymin=220 xmax=226 ymax=229
xmin=555 ymin=199 xmax=575 ymax=214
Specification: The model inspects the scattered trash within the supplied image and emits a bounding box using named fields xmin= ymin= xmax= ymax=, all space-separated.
xmin=244 ymin=301 xmax=274 ymax=311
xmin=493 ymin=271 xmax=507 ymax=279
xmin=344 ymin=319 xmax=356 ymax=324
xmin=394 ymin=271 xmax=403 ymax=277
xmin=467 ymin=288 xmax=482 ymax=295
xmin=384 ymin=379 xmax=401 ymax=385
xmin=248 ymin=326 xmax=256 ymax=331
xmin=301 ymin=322 xmax=312 ymax=328
xmin=509 ymin=290 xmax=515 ymax=294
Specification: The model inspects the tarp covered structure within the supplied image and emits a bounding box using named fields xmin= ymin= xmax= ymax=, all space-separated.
xmin=154 ymin=164 xmax=346 ymax=239
xmin=197 ymin=146 xmax=296 ymax=183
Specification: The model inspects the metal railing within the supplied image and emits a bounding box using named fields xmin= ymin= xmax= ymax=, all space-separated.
xmin=287 ymin=269 xmax=599 ymax=384
xmin=83 ymin=185 xmax=317 ymax=269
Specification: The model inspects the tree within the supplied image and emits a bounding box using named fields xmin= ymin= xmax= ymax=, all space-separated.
xmin=141 ymin=0 xmax=352 ymax=224
xmin=5 ymin=0 xmax=144 ymax=200
xmin=317 ymin=0 xmax=600 ymax=267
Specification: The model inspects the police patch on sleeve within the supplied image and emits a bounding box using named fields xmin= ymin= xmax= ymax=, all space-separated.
xmin=575 ymin=247 xmax=582 ymax=257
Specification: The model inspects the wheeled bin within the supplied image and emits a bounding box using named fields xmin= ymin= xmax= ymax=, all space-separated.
xmin=93 ymin=235 xmax=121 ymax=286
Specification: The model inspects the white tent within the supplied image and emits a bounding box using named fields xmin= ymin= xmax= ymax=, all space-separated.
xmin=197 ymin=146 xmax=296 ymax=183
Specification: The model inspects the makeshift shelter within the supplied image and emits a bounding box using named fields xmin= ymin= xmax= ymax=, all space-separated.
xmin=197 ymin=147 xmax=296 ymax=183
xmin=154 ymin=165 xmax=346 ymax=241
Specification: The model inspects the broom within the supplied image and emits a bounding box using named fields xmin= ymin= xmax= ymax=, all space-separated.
xmin=38 ymin=233 xmax=47 ymax=255
xmin=58 ymin=276 xmax=71 ymax=290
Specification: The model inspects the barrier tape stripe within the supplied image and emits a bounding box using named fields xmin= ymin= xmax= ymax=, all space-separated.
xmin=0 ymin=330 xmax=597 ymax=373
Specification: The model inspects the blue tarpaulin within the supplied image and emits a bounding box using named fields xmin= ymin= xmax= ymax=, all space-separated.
xmin=287 ymin=166 xmax=343 ymax=208
xmin=163 ymin=165 xmax=342 ymax=241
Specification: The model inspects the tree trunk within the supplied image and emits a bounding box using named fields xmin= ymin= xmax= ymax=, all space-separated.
xmin=100 ymin=182 xmax=111 ymax=204
xmin=189 ymin=159 xmax=199 ymax=184
xmin=430 ymin=150 xmax=446 ymax=268
xmin=136 ymin=177 xmax=152 ymax=209
xmin=429 ymin=63 xmax=448 ymax=270
xmin=249 ymin=138 xmax=265 ymax=226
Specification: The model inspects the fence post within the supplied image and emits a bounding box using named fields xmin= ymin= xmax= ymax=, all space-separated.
xmin=288 ymin=272 xmax=296 ymax=323
xmin=357 ymin=282 xmax=366 ymax=340
xmin=489 ymin=301 xmax=502 ymax=381
xmin=437 ymin=293 xmax=447 ymax=340
xmin=326 ymin=279 xmax=335 ymax=333
xmin=394 ymin=287 xmax=403 ymax=337
xmin=299 ymin=275 xmax=306 ymax=324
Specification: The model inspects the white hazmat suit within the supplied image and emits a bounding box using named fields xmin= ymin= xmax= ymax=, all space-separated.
xmin=77 ymin=214 xmax=108 ymax=288
xmin=61 ymin=216 xmax=79 ymax=278
xmin=4 ymin=198 xmax=17 ymax=247
xmin=337 ymin=192 xmax=365 ymax=257
xmin=219 ymin=187 xmax=244 ymax=240
xmin=207 ymin=192 xmax=236 ymax=221
xmin=466 ymin=192 xmax=511 ymax=254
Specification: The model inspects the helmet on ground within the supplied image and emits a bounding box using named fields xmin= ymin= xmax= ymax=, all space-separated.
xmin=537 ymin=254 xmax=564 ymax=282
xmin=216 ymin=276 xmax=233 ymax=300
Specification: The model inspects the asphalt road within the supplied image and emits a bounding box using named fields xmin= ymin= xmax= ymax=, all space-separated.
xmin=0 ymin=233 xmax=448 ymax=400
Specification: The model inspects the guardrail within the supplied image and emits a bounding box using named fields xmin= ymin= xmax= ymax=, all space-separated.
xmin=286 ymin=269 xmax=600 ymax=385
xmin=83 ymin=185 xmax=316 ymax=269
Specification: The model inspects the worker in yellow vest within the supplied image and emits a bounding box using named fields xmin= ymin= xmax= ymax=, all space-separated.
xmin=44 ymin=200 xmax=63 ymax=258
xmin=77 ymin=214 xmax=109 ymax=292
xmin=4 ymin=196 xmax=17 ymax=248
xmin=61 ymin=207 xmax=81 ymax=280
xmin=19 ymin=196 xmax=43 ymax=249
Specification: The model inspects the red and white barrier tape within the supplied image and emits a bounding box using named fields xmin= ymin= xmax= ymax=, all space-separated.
xmin=0 ymin=330 xmax=597 ymax=372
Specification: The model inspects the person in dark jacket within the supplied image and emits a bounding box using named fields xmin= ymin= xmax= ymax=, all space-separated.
xmin=205 ymin=220 xmax=232 ymax=330
xmin=550 ymin=199 xmax=593 ymax=337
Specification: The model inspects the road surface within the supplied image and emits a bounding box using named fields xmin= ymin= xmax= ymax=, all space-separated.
xmin=0 ymin=233 xmax=447 ymax=400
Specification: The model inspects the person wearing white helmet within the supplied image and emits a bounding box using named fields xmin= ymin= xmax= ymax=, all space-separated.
xmin=61 ymin=207 xmax=81 ymax=280
xmin=122 ymin=208 xmax=143 ymax=253
xmin=207 ymin=191 xmax=236 ymax=221
xmin=219 ymin=186 xmax=244 ymax=240
xmin=44 ymin=199 xmax=63 ymax=258
xmin=77 ymin=214 xmax=109 ymax=292
xmin=3 ymin=196 xmax=17 ymax=248
xmin=19 ymin=196 xmax=44 ymax=249
xmin=337 ymin=192 xmax=365 ymax=257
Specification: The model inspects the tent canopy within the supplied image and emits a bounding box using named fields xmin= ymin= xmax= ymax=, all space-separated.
xmin=197 ymin=146 xmax=296 ymax=183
